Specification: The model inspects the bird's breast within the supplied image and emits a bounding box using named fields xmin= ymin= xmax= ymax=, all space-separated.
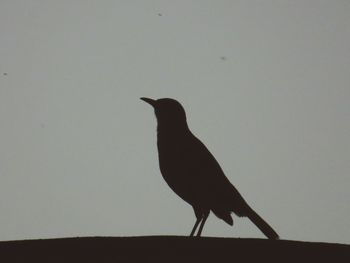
xmin=157 ymin=135 xmax=187 ymax=176
xmin=156 ymin=132 xmax=199 ymax=201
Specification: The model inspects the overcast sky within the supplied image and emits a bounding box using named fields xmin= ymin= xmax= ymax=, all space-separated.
xmin=0 ymin=1 xmax=349 ymax=243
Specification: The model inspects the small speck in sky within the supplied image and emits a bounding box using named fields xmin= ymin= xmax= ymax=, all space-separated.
xmin=220 ymin=56 xmax=227 ymax=61
xmin=3 ymin=72 xmax=7 ymax=76
xmin=158 ymin=13 xmax=162 ymax=16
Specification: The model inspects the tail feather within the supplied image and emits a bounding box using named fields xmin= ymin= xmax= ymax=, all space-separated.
xmin=246 ymin=207 xmax=279 ymax=240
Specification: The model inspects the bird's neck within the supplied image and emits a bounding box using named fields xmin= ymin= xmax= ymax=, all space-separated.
xmin=157 ymin=122 xmax=190 ymax=139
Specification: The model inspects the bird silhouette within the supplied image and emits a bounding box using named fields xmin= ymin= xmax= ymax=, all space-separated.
xmin=141 ymin=97 xmax=279 ymax=239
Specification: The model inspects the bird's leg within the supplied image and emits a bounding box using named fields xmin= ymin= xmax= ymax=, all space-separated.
xmin=196 ymin=210 xmax=210 ymax=237
xmin=189 ymin=217 xmax=202 ymax=237
xmin=190 ymin=207 xmax=204 ymax=237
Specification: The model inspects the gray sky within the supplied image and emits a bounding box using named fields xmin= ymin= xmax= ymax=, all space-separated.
xmin=0 ymin=1 xmax=349 ymax=243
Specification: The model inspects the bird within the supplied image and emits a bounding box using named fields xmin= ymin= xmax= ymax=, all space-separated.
xmin=141 ymin=97 xmax=279 ymax=239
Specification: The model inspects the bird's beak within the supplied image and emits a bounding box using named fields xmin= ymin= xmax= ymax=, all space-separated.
xmin=140 ymin=97 xmax=157 ymax=107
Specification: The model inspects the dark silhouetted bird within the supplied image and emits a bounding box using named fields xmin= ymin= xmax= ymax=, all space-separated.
xmin=141 ymin=97 xmax=279 ymax=239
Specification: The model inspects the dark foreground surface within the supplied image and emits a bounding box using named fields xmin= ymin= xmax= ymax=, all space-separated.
xmin=0 ymin=236 xmax=349 ymax=263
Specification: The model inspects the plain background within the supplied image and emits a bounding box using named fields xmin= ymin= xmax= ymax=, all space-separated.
xmin=0 ymin=1 xmax=349 ymax=243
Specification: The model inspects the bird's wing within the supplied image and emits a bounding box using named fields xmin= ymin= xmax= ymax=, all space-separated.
xmin=184 ymin=134 xmax=226 ymax=182
xmin=183 ymin=133 xmax=248 ymax=212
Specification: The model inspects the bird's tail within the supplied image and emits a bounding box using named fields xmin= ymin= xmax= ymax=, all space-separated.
xmin=245 ymin=206 xmax=279 ymax=240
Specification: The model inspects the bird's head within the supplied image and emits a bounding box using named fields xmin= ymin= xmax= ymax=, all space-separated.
xmin=140 ymin=97 xmax=188 ymax=131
